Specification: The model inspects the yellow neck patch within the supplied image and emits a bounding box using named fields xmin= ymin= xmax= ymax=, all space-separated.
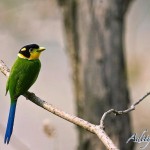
xmin=18 ymin=52 xmax=41 ymax=60
xmin=29 ymin=52 xmax=41 ymax=60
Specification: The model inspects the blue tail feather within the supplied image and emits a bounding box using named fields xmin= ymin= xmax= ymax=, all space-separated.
xmin=4 ymin=102 xmax=17 ymax=144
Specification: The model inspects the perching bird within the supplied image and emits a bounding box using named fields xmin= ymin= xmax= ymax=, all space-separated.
xmin=5 ymin=44 xmax=45 ymax=144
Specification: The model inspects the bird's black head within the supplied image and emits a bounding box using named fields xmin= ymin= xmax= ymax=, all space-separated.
xmin=19 ymin=44 xmax=40 ymax=58
xmin=18 ymin=44 xmax=45 ymax=60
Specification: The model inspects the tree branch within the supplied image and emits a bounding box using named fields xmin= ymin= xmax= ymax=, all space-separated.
xmin=100 ymin=92 xmax=150 ymax=129
xmin=0 ymin=60 xmax=118 ymax=150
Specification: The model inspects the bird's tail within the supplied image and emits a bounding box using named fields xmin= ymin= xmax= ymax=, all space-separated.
xmin=4 ymin=102 xmax=17 ymax=144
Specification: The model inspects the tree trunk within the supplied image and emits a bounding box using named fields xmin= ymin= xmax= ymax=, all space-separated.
xmin=58 ymin=0 xmax=134 ymax=150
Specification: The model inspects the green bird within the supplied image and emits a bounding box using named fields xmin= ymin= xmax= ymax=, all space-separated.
xmin=5 ymin=44 xmax=45 ymax=144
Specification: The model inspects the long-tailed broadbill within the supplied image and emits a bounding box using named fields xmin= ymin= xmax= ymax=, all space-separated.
xmin=5 ymin=44 xmax=45 ymax=144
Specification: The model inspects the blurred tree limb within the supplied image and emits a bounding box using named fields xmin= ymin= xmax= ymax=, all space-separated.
xmin=0 ymin=60 xmax=150 ymax=150
xmin=57 ymin=0 xmax=135 ymax=149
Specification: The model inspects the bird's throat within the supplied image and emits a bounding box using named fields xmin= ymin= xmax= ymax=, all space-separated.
xmin=29 ymin=52 xmax=41 ymax=60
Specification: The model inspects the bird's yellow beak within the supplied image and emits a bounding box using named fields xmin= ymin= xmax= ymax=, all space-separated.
xmin=37 ymin=47 xmax=46 ymax=52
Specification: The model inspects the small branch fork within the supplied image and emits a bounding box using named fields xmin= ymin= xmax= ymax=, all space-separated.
xmin=0 ymin=60 xmax=149 ymax=150
xmin=100 ymin=92 xmax=150 ymax=129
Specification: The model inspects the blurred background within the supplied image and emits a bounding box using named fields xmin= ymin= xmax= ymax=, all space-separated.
xmin=0 ymin=0 xmax=150 ymax=149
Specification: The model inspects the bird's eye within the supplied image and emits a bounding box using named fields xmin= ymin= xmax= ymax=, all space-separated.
xmin=29 ymin=48 xmax=33 ymax=52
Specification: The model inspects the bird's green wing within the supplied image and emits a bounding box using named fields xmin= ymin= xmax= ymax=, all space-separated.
xmin=6 ymin=60 xmax=19 ymax=96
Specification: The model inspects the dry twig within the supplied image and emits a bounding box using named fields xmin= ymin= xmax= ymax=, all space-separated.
xmin=100 ymin=92 xmax=150 ymax=129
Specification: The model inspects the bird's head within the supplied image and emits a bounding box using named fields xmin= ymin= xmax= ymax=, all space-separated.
xmin=18 ymin=44 xmax=45 ymax=60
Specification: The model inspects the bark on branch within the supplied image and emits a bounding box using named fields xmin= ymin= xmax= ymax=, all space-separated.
xmin=0 ymin=60 xmax=118 ymax=150
xmin=1 ymin=60 xmax=149 ymax=150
